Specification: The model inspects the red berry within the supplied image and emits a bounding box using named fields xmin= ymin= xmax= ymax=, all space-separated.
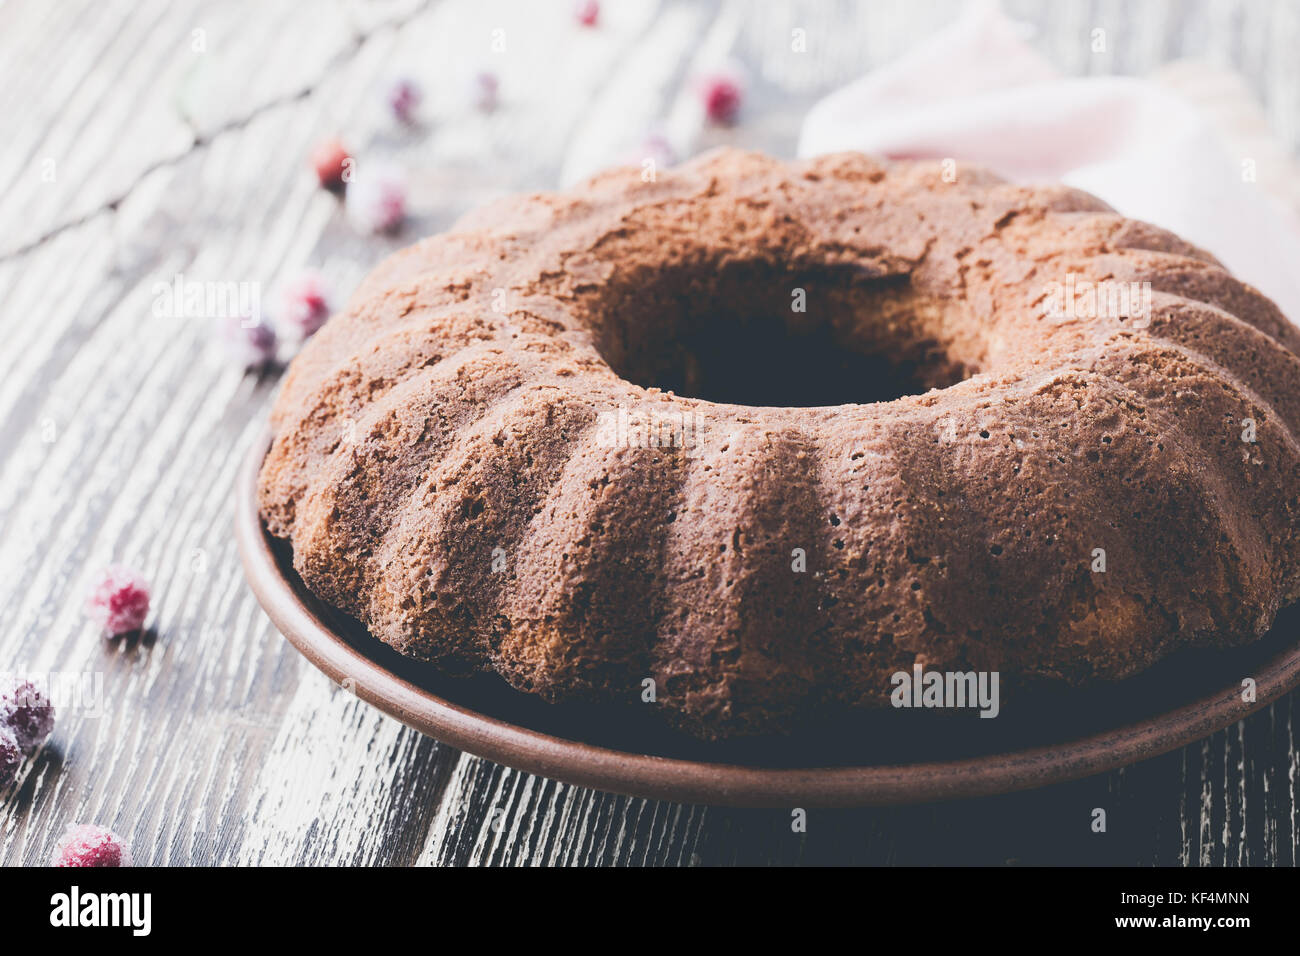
xmin=470 ymin=71 xmax=499 ymax=112
xmin=0 ymin=677 xmax=55 ymax=752
xmin=387 ymin=78 xmax=421 ymax=124
xmin=347 ymin=165 xmax=407 ymax=234
xmin=85 ymin=565 xmax=150 ymax=637
xmin=0 ymin=728 xmax=19 ymax=789
xmin=221 ymin=317 xmax=278 ymax=369
xmin=311 ymin=138 xmax=352 ymax=190
xmin=699 ymin=72 xmax=743 ymax=125
xmin=277 ymin=271 xmax=331 ymax=340
xmin=52 ymin=824 xmax=133 ymax=868
xmin=575 ymin=0 xmax=599 ymax=27
xmin=631 ymin=132 xmax=677 ymax=169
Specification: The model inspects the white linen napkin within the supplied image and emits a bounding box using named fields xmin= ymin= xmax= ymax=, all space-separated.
xmin=798 ymin=1 xmax=1300 ymax=325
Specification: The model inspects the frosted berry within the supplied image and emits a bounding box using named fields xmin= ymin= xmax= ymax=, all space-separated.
xmin=0 ymin=728 xmax=18 ymax=789
xmin=575 ymin=0 xmax=599 ymax=27
xmin=0 ymin=677 xmax=55 ymax=753
xmin=277 ymin=271 xmax=331 ymax=340
xmin=86 ymin=565 xmax=150 ymax=637
xmin=52 ymin=824 xmax=133 ymax=868
xmin=627 ymin=132 xmax=677 ymax=171
xmin=347 ymin=165 xmax=406 ymax=234
xmin=311 ymin=138 xmax=352 ymax=190
xmin=470 ymin=71 xmax=499 ymax=112
xmin=387 ymin=77 xmax=421 ymax=124
xmin=221 ymin=317 xmax=278 ymax=369
xmin=698 ymin=71 xmax=743 ymax=125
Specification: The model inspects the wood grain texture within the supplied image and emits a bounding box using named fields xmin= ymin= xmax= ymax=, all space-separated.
xmin=1 ymin=0 xmax=1298 ymax=867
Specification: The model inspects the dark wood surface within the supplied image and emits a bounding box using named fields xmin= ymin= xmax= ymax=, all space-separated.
xmin=2 ymin=0 xmax=1298 ymax=866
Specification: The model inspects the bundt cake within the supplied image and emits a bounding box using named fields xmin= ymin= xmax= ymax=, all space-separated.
xmin=258 ymin=148 xmax=1300 ymax=739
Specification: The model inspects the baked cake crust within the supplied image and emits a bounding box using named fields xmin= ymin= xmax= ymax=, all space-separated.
xmin=258 ymin=148 xmax=1300 ymax=739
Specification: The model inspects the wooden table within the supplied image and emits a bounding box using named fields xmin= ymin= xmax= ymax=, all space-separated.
xmin=2 ymin=0 xmax=1298 ymax=866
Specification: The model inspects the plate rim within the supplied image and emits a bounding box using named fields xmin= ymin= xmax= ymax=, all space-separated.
xmin=235 ymin=430 xmax=1300 ymax=807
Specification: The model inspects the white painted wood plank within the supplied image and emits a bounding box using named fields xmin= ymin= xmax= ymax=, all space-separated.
xmin=0 ymin=0 xmax=1298 ymax=867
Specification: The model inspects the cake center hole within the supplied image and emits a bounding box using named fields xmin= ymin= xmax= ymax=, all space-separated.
xmin=589 ymin=259 xmax=973 ymax=408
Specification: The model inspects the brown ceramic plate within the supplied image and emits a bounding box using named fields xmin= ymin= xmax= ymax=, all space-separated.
xmin=236 ymin=432 xmax=1300 ymax=807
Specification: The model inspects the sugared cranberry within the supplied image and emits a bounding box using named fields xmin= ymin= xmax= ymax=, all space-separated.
xmin=221 ymin=317 xmax=278 ymax=369
xmin=387 ymin=77 xmax=421 ymax=124
xmin=52 ymin=824 xmax=133 ymax=868
xmin=698 ymin=71 xmax=743 ymax=125
xmin=0 ymin=728 xmax=19 ymax=789
xmin=347 ymin=165 xmax=406 ymax=234
xmin=85 ymin=565 xmax=150 ymax=637
xmin=470 ymin=71 xmax=499 ymax=112
xmin=630 ymin=132 xmax=677 ymax=170
xmin=0 ymin=677 xmax=55 ymax=753
xmin=311 ymin=138 xmax=352 ymax=190
xmin=277 ymin=271 xmax=331 ymax=340
xmin=575 ymin=0 xmax=600 ymax=27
